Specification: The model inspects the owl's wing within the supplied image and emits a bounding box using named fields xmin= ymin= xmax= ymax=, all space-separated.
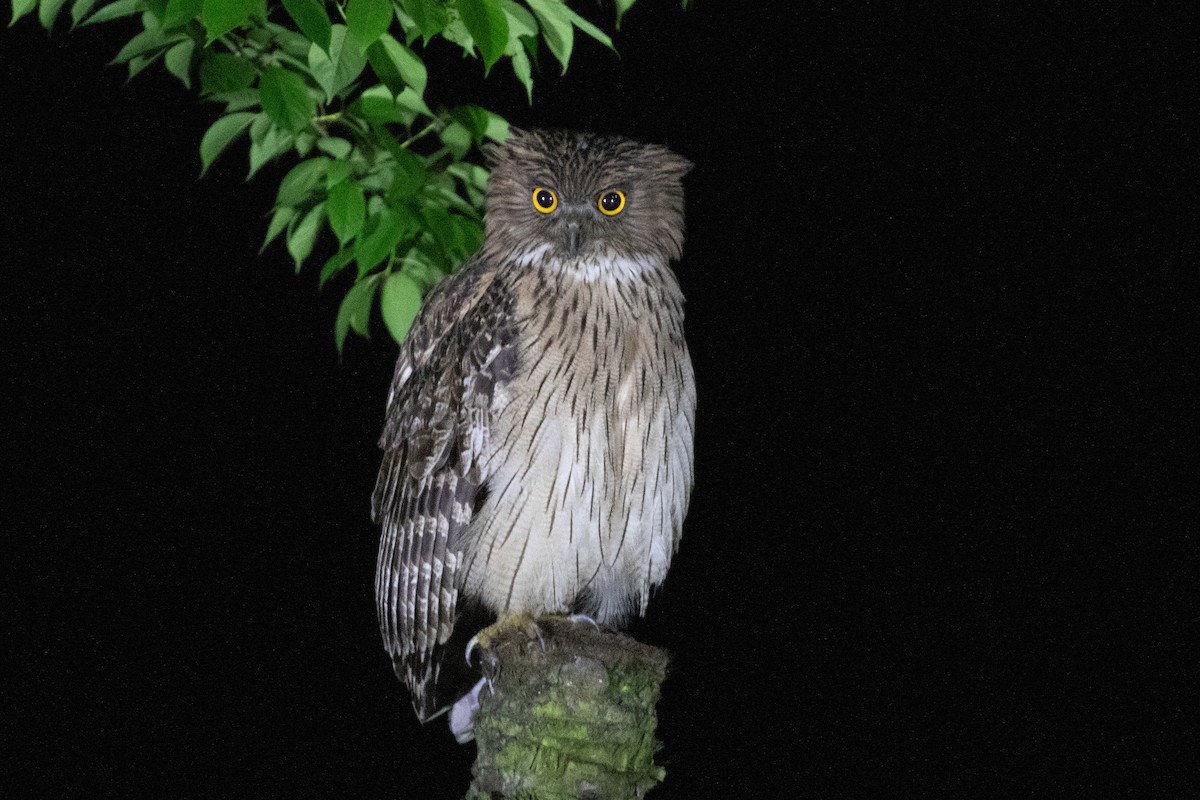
xmin=371 ymin=257 xmax=517 ymax=721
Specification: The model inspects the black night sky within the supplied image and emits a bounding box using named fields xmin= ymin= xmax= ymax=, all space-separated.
xmin=2 ymin=4 xmax=1190 ymax=798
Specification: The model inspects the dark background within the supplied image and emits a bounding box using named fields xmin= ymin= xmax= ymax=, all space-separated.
xmin=2 ymin=4 xmax=1191 ymax=798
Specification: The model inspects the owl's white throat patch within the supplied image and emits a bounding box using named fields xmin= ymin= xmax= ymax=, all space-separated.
xmin=512 ymin=243 xmax=552 ymax=267
xmin=520 ymin=248 xmax=659 ymax=286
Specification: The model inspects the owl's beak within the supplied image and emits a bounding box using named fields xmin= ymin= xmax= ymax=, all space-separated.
xmin=564 ymin=221 xmax=582 ymax=258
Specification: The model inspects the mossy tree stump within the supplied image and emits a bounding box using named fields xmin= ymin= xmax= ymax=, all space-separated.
xmin=465 ymin=617 xmax=669 ymax=799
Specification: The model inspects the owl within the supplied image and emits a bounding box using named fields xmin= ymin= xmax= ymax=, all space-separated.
xmin=372 ymin=129 xmax=695 ymax=722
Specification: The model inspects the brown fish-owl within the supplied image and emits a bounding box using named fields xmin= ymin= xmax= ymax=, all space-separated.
xmin=372 ymin=129 xmax=695 ymax=722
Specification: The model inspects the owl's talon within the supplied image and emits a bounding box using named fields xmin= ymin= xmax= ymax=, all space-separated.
xmin=567 ymin=613 xmax=599 ymax=630
xmin=464 ymin=635 xmax=481 ymax=667
xmin=464 ymin=611 xmax=541 ymax=665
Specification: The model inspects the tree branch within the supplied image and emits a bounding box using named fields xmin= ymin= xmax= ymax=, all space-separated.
xmin=467 ymin=618 xmax=669 ymax=799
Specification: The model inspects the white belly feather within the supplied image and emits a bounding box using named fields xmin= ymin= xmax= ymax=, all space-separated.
xmin=459 ymin=257 xmax=695 ymax=624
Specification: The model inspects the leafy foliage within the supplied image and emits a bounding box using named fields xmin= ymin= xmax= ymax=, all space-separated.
xmin=10 ymin=0 xmax=673 ymax=353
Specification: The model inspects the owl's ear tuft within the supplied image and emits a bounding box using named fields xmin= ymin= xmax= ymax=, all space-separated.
xmin=657 ymin=149 xmax=696 ymax=179
xmin=644 ymin=144 xmax=692 ymax=178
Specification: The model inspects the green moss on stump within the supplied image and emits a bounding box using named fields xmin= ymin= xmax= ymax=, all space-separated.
xmin=466 ymin=618 xmax=669 ymax=799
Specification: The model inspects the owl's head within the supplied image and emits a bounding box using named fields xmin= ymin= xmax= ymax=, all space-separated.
xmin=483 ymin=129 xmax=692 ymax=267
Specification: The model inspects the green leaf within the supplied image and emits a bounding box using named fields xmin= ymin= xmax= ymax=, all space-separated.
xmin=211 ymin=88 xmax=258 ymax=111
xmin=287 ymin=201 xmax=325 ymax=271
xmin=260 ymin=20 xmax=313 ymax=60
xmin=325 ymin=159 xmax=353 ymax=187
xmin=247 ymin=121 xmax=293 ymax=177
xmin=294 ymin=131 xmax=316 ymax=157
xmin=452 ymin=213 xmax=484 ymax=256
xmin=380 ymin=271 xmax=421 ymax=343
xmin=355 ymin=206 xmax=412 ymax=274
xmin=143 ymin=0 xmax=168 ymax=20
xmin=281 ymin=0 xmax=330 ymax=53
xmin=439 ymin=12 xmax=473 ymax=54
xmin=614 ymin=0 xmax=635 ymax=29
xmin=261 ymin=206 xmax=296 ymax=252
xmin=400 ymin=243 xmax=446 ymax=289
xmin=317 ymin=137 xmax=354 ymax=159
xmin=259 ymin=67 xmax=315 ymax=132
xmin=110 ymin=27 xmax=173 ymax=64
xmin=69 ymin=0 xmax=99 ymax=26
xmin=501 ymin=0 xmax=535 ymax=39
xmin=126 ymin=52 xmax=163 ymax=81
xmin=347 ymin=281 xmax=376 ymax=339
xmin=448 ymin=161 xmax=489 ymax=193
xmin=198 ymin=52 xmax=256 ymax=94
xmin=327 ymin=180 xmax=366 ymax=245
xmin=368 ymin=123 xmax=403 ymax=161
xmin=394 ymin=85 xmax=432 ymax=117
xmin=249 ymin=108 xmax=272 ymax=140
xmin=308 ymin=24 xmax=368 ymax=102
xmin=275 ymin=156 xmax=330 ymax=206
xmin=78 ymin=0 xmax=137 ymax=25
xmin=38 ymin=0 xmax=70 ymax=29
xmin=484 ymin=110 xmax=508 ymax=142
xmin=10 ymin=0 xmax=37 ymax=27
xmin=356 ymin=84 xmax=428 ymax=124
xmin=344 ymin=0 xmax=392 ymax=51
xmin=319 ymin=246 xmax=356 ymax=289
xmin=334 ymin=274 xmax=381 ymax=352
xmin=391 ymin=2 xmax=417 ymax=41
xmin=199 ymin=110 xmax=255 ymax=175
xmin=201 ymin=0 xmax=260 ymax=43
xmin=427 ymin=181 xmax=477 ymax=217
xmin=421 ymin=201 xmax=455 ymax=255
xmin=357 ymin=86 xmax=409 ymax=125
xmin=163 ymin=39 xmax=195 ymax=88
xmin=316 ymin=250 xmax=352 ymax=291
xmin=399 ymin=0 xmax=445 ymax=43
xmin=509 ymin=46 xmax=533 ymax=102
xmin=406 ymin=238 xmax=451 ymax=280
xmin=498 ymin=1 xmax=536 ymax=99
xmin=366 ymin=33 xmax=426 ymax=97
xmin=439 ymin=120 xmax=471 ymax=160
xmin=385 ymin=148 xmax=427 ymax=201
xmin=390 ymin=39 xmax=428 ymax=96
xmin=525 ymin=0 xmax=572 ymax=74
xmin=561 ymin=3 xmax=612 ymax=51
xmin=450 ymin=104 xmax=494 ymax=144
xmin=161 ymin=0 xmax=200 ymax=28
xmin=457 ymin=0 xmax=507 ymax=73
xmin=423 ymin=203 xmax=479 ymax=261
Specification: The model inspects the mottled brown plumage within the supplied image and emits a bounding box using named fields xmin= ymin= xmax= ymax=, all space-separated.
xmin=373 ymin=129 xmax=695 ymax=722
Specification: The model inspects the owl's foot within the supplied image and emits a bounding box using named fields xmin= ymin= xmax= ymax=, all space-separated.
xmin=465 ymin=611 xmax=543 ymax=666
xmin=464 ymin=612 xmax=603 ymax=666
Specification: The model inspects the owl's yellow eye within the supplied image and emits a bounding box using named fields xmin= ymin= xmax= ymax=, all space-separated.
xmin=532 ymin=187 xmax=558 ymax=213
xmin=598 ymin=190 xmax=625 ymax=216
